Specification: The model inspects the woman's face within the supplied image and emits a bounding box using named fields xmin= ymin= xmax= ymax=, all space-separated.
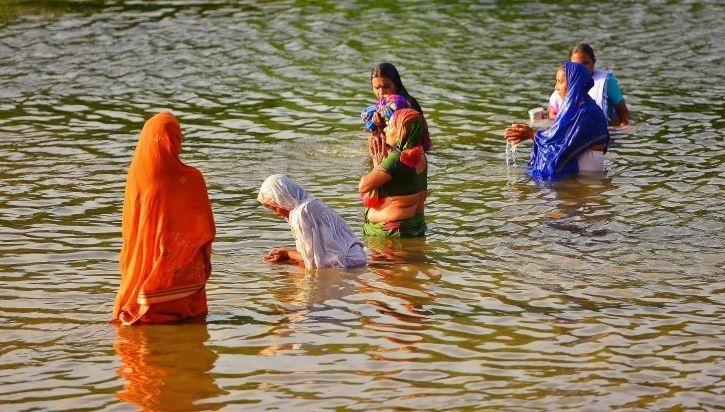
xmin=264 ymin=203 xmax=290 ymax=219
xmin=384 ymin=122 xmax=398 ymax=146
xmin=570 ymin=52 xmax=595 ymax=75
xmin=371 ymin=76 xmax=397 ymax=99
xmin=555 ymin=68 xmax=568 ymax=99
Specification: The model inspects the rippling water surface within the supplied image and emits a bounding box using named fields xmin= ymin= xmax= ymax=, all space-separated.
xmin=1 ymin=1 xmax=724 ymax=410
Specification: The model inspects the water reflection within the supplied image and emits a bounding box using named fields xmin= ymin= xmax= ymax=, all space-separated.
xmin=543 ymin=175 xmax=616 ymax=228
xmin=260 ymin=267 xmax=361 ymax=356
xmin=272 ymin=267 xmax=360 ymax=309
xmin=114 ymin=323 xmax=225 ymax=411
xmin=259 ymin=241 xmax=441 ymax=359
xmin=363 ymin=237 xmax=440 ymax=358
xmin=500 ymin=173 xmax=620 ymax=278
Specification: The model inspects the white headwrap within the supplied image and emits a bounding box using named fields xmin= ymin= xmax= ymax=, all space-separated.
xmin=258 ymin=174 xmax=310 ymax=211
xmin=258 ymin=174 xmax=365 ymax=268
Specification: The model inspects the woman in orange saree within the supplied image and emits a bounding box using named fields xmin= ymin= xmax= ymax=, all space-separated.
xmin=112 ymin=111 xmax=215 ymax=325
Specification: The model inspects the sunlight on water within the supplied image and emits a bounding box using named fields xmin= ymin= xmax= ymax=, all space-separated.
xmin=0 ymin=1 xmax=723 ymax=410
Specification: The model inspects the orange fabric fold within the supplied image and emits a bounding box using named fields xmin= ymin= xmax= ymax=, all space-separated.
xmin=112 ymin=112 xmax=215 ymax=325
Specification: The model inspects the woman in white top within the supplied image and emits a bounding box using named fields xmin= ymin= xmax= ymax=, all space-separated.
xmin=548 ymin=43 xmax=631 ymax=127
xmin=257 ymin=174 xmax=366 ymax=269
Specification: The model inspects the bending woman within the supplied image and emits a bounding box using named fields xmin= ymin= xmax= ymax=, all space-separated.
xmin=359 ymin=108 xmax=428 ymax=237
xmin=548 ymin=43 xmax=631 ymax=126
xmin=505 ymin=62 xmax=610 ymax=180
xmin=258 ymin=174 xmax=366 ymax=269
xmin=112 ymin=111 xmax=215 ymax=325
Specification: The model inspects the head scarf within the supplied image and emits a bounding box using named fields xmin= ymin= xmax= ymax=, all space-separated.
xmin=258 ymin=174 xmax=364 ymax=268
xmin=361 ymin=94 xmax=411 ymax=133
xmin=112 ymin=112 xmax=215 ymax=325
xmin=388 ymin=108 xmax=429 ymax=168
xmin=257 ymin=174 xmax=310 ymax=210
xmin=528 ymin=62 xmax=609 ymax=180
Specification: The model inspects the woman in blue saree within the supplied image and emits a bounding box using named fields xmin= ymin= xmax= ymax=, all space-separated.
xmin=505 ymin=62 xmax=610 ymax=180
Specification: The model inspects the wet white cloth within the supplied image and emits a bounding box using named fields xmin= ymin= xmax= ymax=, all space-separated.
xmin=577 ymin=149 xmax=605 ymax=172
xmin=258 ymin=174 xmax=365 ymax=269
xmin=588 ymin=69 xmax=611 ymax=116
xmin=345 ymin=243 xmax=367 ymax=267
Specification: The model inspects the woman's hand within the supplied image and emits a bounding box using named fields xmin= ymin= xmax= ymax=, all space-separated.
xmin=614 ymin=100 xmax=631 ymax=127
xmin=372 ymin=111 xmax=386 ymax=129
xmin=265 ymin=248 xmax=290 ymax=262
xmin=368 ymin=131 xmax=382 ymax=156
xmin=367 ymin=133 xmax=377 ymax=157
xmin=504 ymin=123 xmax=536 ymax=144
xmin=368 ymin=131 xmax=389 ymax=164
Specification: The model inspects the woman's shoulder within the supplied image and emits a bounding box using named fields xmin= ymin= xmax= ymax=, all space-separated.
xmin=181 ymin=165 xmax=208 ymax=186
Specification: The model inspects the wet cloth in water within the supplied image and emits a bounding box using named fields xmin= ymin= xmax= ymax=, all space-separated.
xmin=529 ymin=62 xmax=610 ymax=180
xmin=112 ymin=112 xmax=216 ymax=325
xmin=258 ymin=174 xmax=366 ymax=269
xmin=364 ymin=213 xmax=427 ymax=237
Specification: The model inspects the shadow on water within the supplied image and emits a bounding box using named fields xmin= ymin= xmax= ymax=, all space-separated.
xmin=114 ymin=322 xmax=226 ymax=411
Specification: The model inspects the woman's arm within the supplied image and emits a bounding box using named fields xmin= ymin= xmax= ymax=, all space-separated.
xmin=548 ymin=91 xmax=560 ymax=120
xmin=368 ymin=132 xmax=389 ymax=164
xmin=286 ymin=249 xmax=304 ymax=266
xmin=265 ymin=247 xmax=305 ymax=267
xmin=359 ymin=167 xmax=392 ymax=193
xmin=613 ymin=100 xmax=631 ymax=127
xmin=367 ymin=132 xmax=380 ymax=159
xmin=548 ymin=106 xmax=558 ymax=119
xmin=606 ymin=74 xmax=630 ymax=127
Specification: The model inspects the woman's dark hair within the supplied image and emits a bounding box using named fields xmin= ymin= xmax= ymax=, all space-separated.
xmin=569 ymin=43 xmax=596 ymax=63
xmin=370 ymin=62 xmax=423 ymax=113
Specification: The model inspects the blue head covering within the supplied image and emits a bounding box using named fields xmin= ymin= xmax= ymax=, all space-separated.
xmin=361 ymin=94 xmax=411 ymax=133
xmin=528 ymin=62 xmax=609 ymax=180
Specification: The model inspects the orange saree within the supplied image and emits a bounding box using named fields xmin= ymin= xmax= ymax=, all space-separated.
xmin=112 ymin=111 xmax=215 ymax=325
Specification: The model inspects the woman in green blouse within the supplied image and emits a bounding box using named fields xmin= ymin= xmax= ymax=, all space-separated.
xmin=359 ymin=108 xmax=428 ymax=237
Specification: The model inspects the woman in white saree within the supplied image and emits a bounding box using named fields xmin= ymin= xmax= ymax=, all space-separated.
xmin=257 ymin=174 xmax=366 ymax=269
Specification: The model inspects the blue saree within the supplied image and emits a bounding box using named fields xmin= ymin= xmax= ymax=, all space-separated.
xmin=529 ymin=62 xmax=610 ymax=180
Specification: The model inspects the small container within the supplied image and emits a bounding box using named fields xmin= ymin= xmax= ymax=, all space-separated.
xmin=528 ymin=106 xmax=547 ymax=122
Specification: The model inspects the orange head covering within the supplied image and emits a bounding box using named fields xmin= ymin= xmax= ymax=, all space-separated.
xmin=388 ymin=108 xmax=427 ymax=168
xmin=112 ymin=111 xmax=215 ymax=325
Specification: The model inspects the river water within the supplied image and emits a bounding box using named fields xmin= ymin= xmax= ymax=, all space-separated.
xmin=1 ymin=1 xmax=723 ymax=410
